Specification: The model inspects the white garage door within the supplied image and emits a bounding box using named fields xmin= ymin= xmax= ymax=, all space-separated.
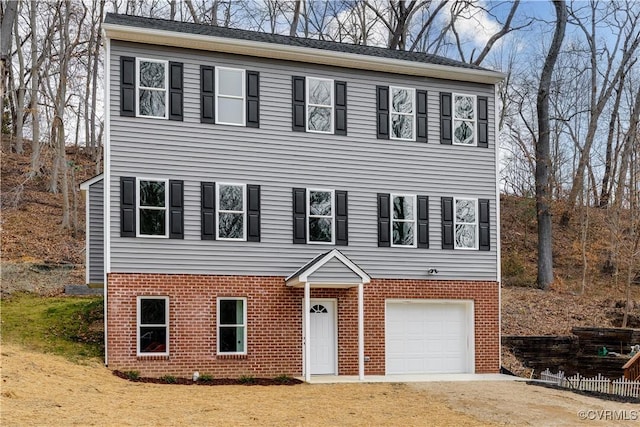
xmin=386 ymin=301 xmax=473 ymax=374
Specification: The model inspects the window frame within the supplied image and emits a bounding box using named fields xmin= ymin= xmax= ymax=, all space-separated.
xmin=136 ymin=177 xmax=169 ymax=238
xmin=390 ymin=193 xmax=417 ymax=248
xmin=454 ymin=197 xmax=479 ymax=250
xmin=135 ymin=58 xmax=169 ymax=119
xmin=306 ymin=76 xmax=334 ymax=134
xmin=215 ymin=67 xmax=246 ymax=126
xmin=216 ymin=297 xmax=248 ymax=355
xmin=215 ymin=182 xmax=247 ymax=241
xmin=389 ymin=86 xmax=416 ymax=141
xmin=307 ymin=188 xmax=335 ymax=245
xmin=452 ymin=93 xmax=477 ymax=146
xmin=136 ymin=296 xmax=169 ymax=357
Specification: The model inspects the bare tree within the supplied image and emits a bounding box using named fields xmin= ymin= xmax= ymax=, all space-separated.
xmin=536 ymin=0 xmax=567 ymax=290
xmin=1 ymin=0 xmax=18 ymax=128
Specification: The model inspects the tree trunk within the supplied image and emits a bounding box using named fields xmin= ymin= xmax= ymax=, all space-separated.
xmin=599 ymin=75 xmax=625 ymax=208
xmin=290 ymin=0 xmax=301 ymax=36
xmin=535 ymin=0 xmax=567 ymax=290
xmin=13 ymin=10 xmax=25 ymax=154
xmin=29 ymin=0 xmax=42 ymax=178
xmin=0 ymin=0 xmax=18 ymax=123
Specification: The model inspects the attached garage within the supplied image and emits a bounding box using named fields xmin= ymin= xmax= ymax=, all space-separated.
xmin=385 ymin=300 xmax=474 ymax=374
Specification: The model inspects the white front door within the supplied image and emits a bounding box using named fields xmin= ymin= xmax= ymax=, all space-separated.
xmin=308 ymin=299 xmax=337 ymax=375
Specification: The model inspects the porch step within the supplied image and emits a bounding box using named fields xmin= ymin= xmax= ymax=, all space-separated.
xmin=64 ymin=285 xmax=103 ymax=296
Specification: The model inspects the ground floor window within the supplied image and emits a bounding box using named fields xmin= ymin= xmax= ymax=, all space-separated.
xmin=217 ymin=297 xmax=247 ymax=354
xmin=137 ymin=296 xmax=169 ymax=355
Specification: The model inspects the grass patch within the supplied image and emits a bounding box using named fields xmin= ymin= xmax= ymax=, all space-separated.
xmin=0 ymin=293 xmax=104 ymax=360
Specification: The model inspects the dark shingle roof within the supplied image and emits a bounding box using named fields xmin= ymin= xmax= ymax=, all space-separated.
xmin=104 ymin=13 xmax=488 ymax=72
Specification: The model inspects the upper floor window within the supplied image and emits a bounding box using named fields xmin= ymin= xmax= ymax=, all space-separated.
xmin=308 ymin=189 xmax=335 ymax=243
xmin=137 ymin=178 xmax=169 ymax=237
xmin=137 ymin=296 xmax=169 ymax=356
xmin=292 ymin=76 xmax=347 ymax=135
xmin=216 ymin=67 xmax=246 ymax=126
xmin=390 ymin=87 xmax=415 ymax=141
xmin=137 ymin=58 xmax=168 ymax=119
xmin=454 ymin=198 xmax=478 ymax=249
xmin=216 ymin=183 xmax=246 ymax=240
xmin=453 ymin=94 xmax=476 ymax=145
xmin=307 ymin=77 xmax=334 ymax=133
xmin=391 ymin=194 xmax=416 ymax=247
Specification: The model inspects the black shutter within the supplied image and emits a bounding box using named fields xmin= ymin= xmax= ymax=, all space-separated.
xmin=120 ymin=177 xmax=136 ymax=237
xmin=335 ymin=190 xmax=348 ymax=245
xmin=335 ymin=81 xmax=347 ymax=136
xmin=416 ymin=90 xmax=428 ymax=143
xmin=169 ymin=180 xmax=184 ymax=239
xmin=440 ymin=92 xmax=452 ymax=145
xmin=479 ymin=199 xmax=490 ymax=251
xmin=169 ymin=62 xmax=183 ymax=121
xmin=417 ymin=195 xmax=429 ymax=248
xmin=201 ymin=65 xmax=215 ymax=124
xmin=201 ymin=182 xmax=216 ymax=240
xmin=377 ymin=193 xmax=390 ymax=247
xmin=477 ymin=96 xmax=489 ymax=148
xmin=247 ymin=184 xmax=261 ymax=242
xmin=292 ymin=76 xmax=306 ymax=132
xmin=246 ymin=71 xmax=260 ymax=128
xmin=376 ymin=86 xmax=389 ymax=139
xmin=441 ymin=197 xmax=454 ymax=249
xmin=293 ymin=187 xmax=306 ymax=243
xmin=120 ymin=56 xmax=135 ymax=116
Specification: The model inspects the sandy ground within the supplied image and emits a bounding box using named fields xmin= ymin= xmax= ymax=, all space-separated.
xmin=1 ymin=345 xmax=638 ymax=427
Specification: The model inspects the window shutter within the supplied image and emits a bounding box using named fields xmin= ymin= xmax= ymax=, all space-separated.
xmin=201 ymin=65 xmax=215 ymax=124
xmin=120 ymin=177 xmax=136 ymax=237
xmin=376 ymin=86 xmax=389 ymax=139
xmin=169 ymin=180 xmax=184 ymax=239
xmin=169 ymin=62 xmax=183 ymax=121
xmin=246 ymin=71 xmax=260 ymax=128
xmin=377 ymin=193 xmax=390 ymax=247
xmin=293 ymin=187 xmax=306 ymax=243
xmin=441 ymin=197 xmax=454 ymax=249
xmin=417 ymin=195 xmax=429 ymax=248
xmin=479 ymin=199 xmax=490 ymax=251
xmin=201 ymin=182 xmax=216 ymax=240
xmin=120 ymin=56 xmax=135 ymax=116
xmin=477 ymin=96 xmax=489 ymax=148
xmin=335 ymin=81 xmax=347 ymax=136
xmin=247 ymin=184 xmax=261 ymax=242
xmin=292 ymin=76 xmax=306 ymax=132
xmin=416 ymin=90 xmax=428 ymax=143
xmin=440 ymin=92 xmax=452 ymax=145
xmin=335 ymin=190 xmax=348 ymax=245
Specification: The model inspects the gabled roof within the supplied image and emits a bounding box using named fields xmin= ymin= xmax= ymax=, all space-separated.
xmin=103 ymin=13 xmax=504 ymax=85
xmin=286 ymin=249 xmax=370 ymax=287
xmin=80 ymin=174 xmax=104 ymax=190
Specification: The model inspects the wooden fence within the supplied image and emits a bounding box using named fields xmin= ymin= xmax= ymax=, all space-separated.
xmin=541 ymin=369 xmax=640 ymax=398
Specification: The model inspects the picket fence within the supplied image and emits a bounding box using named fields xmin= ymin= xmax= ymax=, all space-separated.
xmin=541 ymin=369 xmax=640 ymax=398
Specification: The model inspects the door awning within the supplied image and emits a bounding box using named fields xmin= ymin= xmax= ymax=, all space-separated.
xmin=285 ymin=249 xmax=371 ymax=288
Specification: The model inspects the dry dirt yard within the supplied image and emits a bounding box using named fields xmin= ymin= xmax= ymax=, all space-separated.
xmin=1 ymin=345 xmax=638 ymax=426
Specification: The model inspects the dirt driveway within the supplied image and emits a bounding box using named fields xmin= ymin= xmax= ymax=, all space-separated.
xmin=1 ymin=345 xmax=638 ymax=426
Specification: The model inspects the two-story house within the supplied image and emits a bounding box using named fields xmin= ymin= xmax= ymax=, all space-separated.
xmin=87 ymin=13 xmax=504 ymax=380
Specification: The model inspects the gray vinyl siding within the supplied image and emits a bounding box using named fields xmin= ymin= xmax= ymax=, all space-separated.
xmin=88 ymin=179 xmax=104 ymax=283
xmin=108 ymin=41 xmax=499 ymax=281
xmin=307 ymin=258 xmax=363 ymax=283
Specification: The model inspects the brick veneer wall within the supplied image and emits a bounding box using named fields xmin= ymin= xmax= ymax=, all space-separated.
xmin=107 ymin=273 xmax=499 ymax=377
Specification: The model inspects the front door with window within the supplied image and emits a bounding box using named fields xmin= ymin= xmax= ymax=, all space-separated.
xmin=308 ymin=299 xmax=337 ymax=375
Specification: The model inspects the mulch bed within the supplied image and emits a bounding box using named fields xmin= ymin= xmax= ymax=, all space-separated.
xmin=112 ymin=370 xmax=303 ymax=386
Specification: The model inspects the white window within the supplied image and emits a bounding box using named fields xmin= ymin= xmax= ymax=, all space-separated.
xmin=306 ymin=77 xmax=334 ymax=133
xmin=216 ymin=67 xmax=245 ymax=126
xmin=136 ymin=58 xmax=168 ymax=119
xmin=137 ymin=178 xmax=168 ymax=237
xmin=307 ymin=189 xmax=334 ymax=244
xmin=216 ymin=183 xmax=246 ymax=240
xmin=137 ymin=296 xmax=169 ymax=356
xmin=455 ymin=198 xmax=478 ymax=249
xmin=217 ymin=297 xmax=247 ymax=354
xmin=390 ymin=86 xmax=415 ymax=140
xmin=391 ymin=194 xmax=416 ymax=247
xmin=452 ymin=93 xmax=476 ymax=145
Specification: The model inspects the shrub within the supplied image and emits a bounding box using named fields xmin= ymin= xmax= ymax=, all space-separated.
xmin=161 ymin=375 xmax=177 ymax=384
xmin=123 ymin=370 xmax=140 ymax=381
xmin=238 ymin=375 xmax=255 ymax=384
xmin=197 ymin=374 xmax=214 ymax=382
